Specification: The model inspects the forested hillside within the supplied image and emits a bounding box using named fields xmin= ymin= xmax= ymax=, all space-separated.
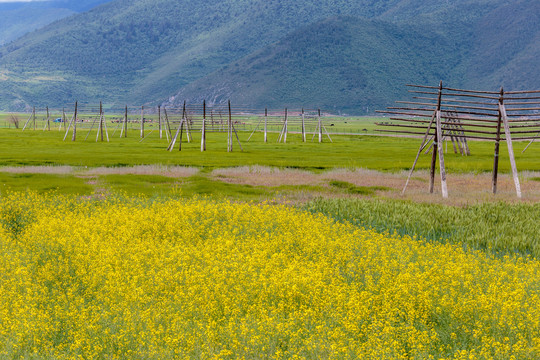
xmin=167 ymin=16 xmax=462 ymax=113
xmin=0 ymin=0 xmax=537 ymax=113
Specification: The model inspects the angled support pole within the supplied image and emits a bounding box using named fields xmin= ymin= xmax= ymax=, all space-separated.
xmin=402 ymin=109 xmax=437 ymax=195
xmin=499 ymin=101 xmax=522 ymax=198
xmin=63 ymin=103 xmax=77 ymax=141
xmin=277 ymin=108 xmax=288 ymax=143
xmin=164 ymin=107 xmax=172 ymax=141
xmin=23 ymin=108 xmax=34 ymax=131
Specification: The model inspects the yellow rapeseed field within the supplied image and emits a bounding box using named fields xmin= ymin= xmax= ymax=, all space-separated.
xmin=0 ymin=192 xmax=539 ymax=359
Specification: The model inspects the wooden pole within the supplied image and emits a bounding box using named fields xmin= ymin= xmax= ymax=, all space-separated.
xmin=522 ymin=134 xmax=540 ymax=153
xmin=71 ymin=101 xmax=78 ymax=141
xmin=318 ymin=109 xmax=322 ymax=143
xmin=46 ymin=106 xmax=50 ymax=131
xmin=158 ymin=105 xmax=162 ymax=139
xmin=63 ymin=103 xmax=77 ymax=141
xmin=499 ymin=102 xmax=522 ymax=198
xmin=86 ymin=113 xmax=99 ymax=141
xmin=492 ymin=87 xmax=503 ymax=194
xmin=201 ymin=100 xmax=206 ymax=151
xmin=164 ymin=107 xmax=172 ymax=141
xmin=301 ymin=108 xmax=306 ymax=142
xmin=103 ymin=104 xmax=109 ymax=142
xmin=264 ymin=107 xmax=268 ymax=143
xmin=120 ymin=105 xmax=128 ymax=138
xmin=284 ymin=108 xmax=288 ymax=143
xmin=228 ymin=100 xmax=232 ymax=152
xmin=429 ymin=81 xmax=443 ymax=194
xmin=179 ymin=102 xmax=187 ymax=151
xmin=436 ymin=111 xmax=448 ymax=198
xmin=140 ymin=105 xmax=144 ymax=139
xmin=22 ymin=112 xmax=33 ymax=131
xmin=100 ymin=102 xmax=104 ymax=141
xmin=402 ymin=109 xmax=438 ymax=195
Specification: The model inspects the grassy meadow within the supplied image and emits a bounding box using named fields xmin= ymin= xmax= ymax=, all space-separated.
xmin=0 ymin=121 xmax=540 ymax=359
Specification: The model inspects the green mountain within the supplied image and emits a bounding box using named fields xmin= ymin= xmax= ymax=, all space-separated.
xmin=166 ymin=16 xmax=462 ymax=114
xmin=0 ymin=0 xmax=536 ymax=113
xmin=0 ymin=7 xmax=74 ymax=46
xmin=0 ymin=1 xmax=111 ymax=46
xmin=464 ymin=0 xmax=540 ymax=90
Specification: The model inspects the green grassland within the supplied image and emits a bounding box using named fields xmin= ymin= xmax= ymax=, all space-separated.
xmin=1 ymin=122 xmax=539 ymax=260
xmin=0 ymin=119 xmax=539 ymax=172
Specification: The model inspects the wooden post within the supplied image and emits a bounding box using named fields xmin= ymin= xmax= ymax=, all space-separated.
xmin=284 ymin=108 xmax=288 ymax=143
xmin=46 ymin=106 xmax=50 ymax=131
xmin=140 ymin=105 xmax=144 ymax=139
xmin=180 ymin=102 xmax=187 ymax=151
xmin=301 ymin=108 xmax=306 ymax=142
xmin=429 ymin=81 xmax=443 ymax=194
xmin=158 ymin=105 xmax=162 ymax=139
xmin=436 ymin=111 xmax=448 ymax=198
xmin=71 ymin=101 xmax=78 ymax=141
xmin=99 ymin=102 xmax=104 ymax=141
xmin=201 ymin=100 xmax=206 ymax=151
xmin=228 ymin=100 xmax=233 ymax=152
xmin=492 ymin=87 xmax=503 ymax=194
xmin=63 ymin=102 xmax=77 ymax=141
xmin=318 ymin=109 xmax=322 ymax=143
xmin=264 ymin=107 xmax=268 ymax=143
xmin=499 ymin=102 xmax=522 ymax=198
xmin=121 ymin=105 xmax=128 ymax=138
xmin=102 ymin=103 xmax=109 ymax=142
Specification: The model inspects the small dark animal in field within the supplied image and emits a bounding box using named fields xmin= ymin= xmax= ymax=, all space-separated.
xmin=330 ymin=124 xmax=335 ymax=126
xmin=362 ymin=128 xmax=367 ymax=132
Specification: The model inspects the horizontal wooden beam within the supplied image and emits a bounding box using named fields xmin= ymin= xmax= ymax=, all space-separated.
xmin=388 ymin=117 xmax=499 ymax=129
xmin=378 ymin=122 xmax=497 ymax=136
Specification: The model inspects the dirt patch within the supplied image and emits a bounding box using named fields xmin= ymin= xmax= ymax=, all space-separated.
xmin=84 ymin=165 xmax=199 ymax=177
xmin=0 ymin=166 xmax=74 ymax=174
xmin=211 ymin=166 xmax=540 ymax=206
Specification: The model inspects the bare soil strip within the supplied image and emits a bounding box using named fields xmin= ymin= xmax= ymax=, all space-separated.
xmin=1 ymin=165 xmax=539 ymax=205
xmin=212 ymin=166 xmax=540 ymax=206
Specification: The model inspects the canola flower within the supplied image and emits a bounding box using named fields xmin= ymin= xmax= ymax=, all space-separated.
xmin=0 ymin=192 xmax=539 ymax=359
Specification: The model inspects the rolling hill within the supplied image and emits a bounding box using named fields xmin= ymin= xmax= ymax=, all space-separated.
xmin=166 ymin=16 xmax=463 ymax=113
xmin=0 ymin=0 xmax=111 ymax=46
xmin=0 ymin=0 xmax=537 ymax=113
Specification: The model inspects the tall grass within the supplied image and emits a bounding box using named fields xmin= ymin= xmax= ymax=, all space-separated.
xmin=304 ymin=198 xmax=540 ymax=258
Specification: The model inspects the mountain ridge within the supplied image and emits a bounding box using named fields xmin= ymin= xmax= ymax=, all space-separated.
xmin=0 ymin=0 xmax=537 ymax=113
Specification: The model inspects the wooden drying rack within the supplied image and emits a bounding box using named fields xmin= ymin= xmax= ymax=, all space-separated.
xmin=377 ymin=81 xmax=540 ymax=198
